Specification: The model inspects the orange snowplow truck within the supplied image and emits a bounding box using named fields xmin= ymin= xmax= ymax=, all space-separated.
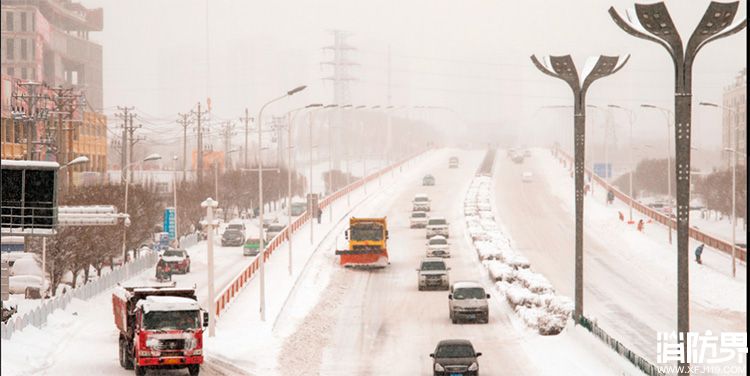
xmin=335 ymin=217 xmax=389 ymax=267
xmin=112 ymin=283 xmax=208 ymax=376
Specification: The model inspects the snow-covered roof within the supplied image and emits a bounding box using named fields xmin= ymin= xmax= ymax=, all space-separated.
xmin=452 ymin=281 xmax=484 ymax=290
xmin=1 ymin=160 xmax=60 ymax=169
xmin=136 ymin=295 xmax=200 ymax=313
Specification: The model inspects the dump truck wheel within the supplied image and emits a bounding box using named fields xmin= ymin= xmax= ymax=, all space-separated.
xmin=134 ymin=364 xmax=146 ymax=376
xmin=188 ymin=365 xmax=200 ymax=376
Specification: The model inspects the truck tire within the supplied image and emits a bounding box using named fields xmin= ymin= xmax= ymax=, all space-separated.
xmin=134 ymin=364 xmax=146 ymax=376
xmin=188 ymin=365 xmax=200 ymax=376
xmin=120 ymin=338 xmax=134 ymax=370
xmin=118 ymin=339 xmax=126 ymax=368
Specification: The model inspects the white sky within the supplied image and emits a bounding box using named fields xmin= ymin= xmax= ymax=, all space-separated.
xmin=84 ymin=0 xmax=746 ymax=150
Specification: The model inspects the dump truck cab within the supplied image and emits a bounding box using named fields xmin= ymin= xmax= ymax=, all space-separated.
xmin=335 ymin=217 xmax=389 ymax=268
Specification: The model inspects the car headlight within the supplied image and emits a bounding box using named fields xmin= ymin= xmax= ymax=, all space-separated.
xmin=185 ymin=337 xmax=197 ymax=350
xmin=468 ymin=362 xmax=478 ymax=371
xmin=146 ymin=338 xmax=160 ymax=349
xmin=434 ymin=363 xmax=445 ymax=371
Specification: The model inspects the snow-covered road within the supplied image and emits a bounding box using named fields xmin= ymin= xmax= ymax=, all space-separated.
xmin=275 ymin=149 xmax=639 ymax=375
xmin=491 ymin=148 xmax=747 ymax=372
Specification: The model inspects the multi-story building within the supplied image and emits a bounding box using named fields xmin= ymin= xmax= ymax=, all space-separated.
xmin=722 ymin=68 xmax=746 ymax=168
xmin=1 ymin=0 xmax=103 ymax=109
xmin=1 ymin=1 xmax=106 ymax=183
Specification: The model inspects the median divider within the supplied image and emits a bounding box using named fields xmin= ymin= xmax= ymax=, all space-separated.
xmin=552 ymin=146 xmax=746 ymax=262
xmin=213 ymin=150 xmax=425 ymax=317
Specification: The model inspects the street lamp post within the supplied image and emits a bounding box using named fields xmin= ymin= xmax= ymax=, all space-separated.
xmin=200 ymin=197 xmax=218 ymax=337
xmin=641 ymin=104 xmax=674 ymax=242
xmin=530 ymin=53 xmax=629 ymax=321
xmin=285 ymin=104 xmax=323 ymax=276
xmin=609 ymin=3 xmax=746 ymax=373
xmin=173 ymin=156 xmax=180 ymax=247
xmin=700 ymin=101 xmax=741 ymax=277
xmin=257 ymin=85 xmax=306 ymax=321
xmin=608 ymin=105 xmax=637 ymax=222
xmin=121 ymin=153 xmax=161 ymax=263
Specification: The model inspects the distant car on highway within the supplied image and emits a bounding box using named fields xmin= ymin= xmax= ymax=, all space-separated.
xmin=449 ymin=157 xmax=459 ymax=168
xmin=417 ymin=257 xmax=450 ymax=290
xmin=430 ymin=339 xmax=482 ymax=376
xmin=423 ymin=174 xmax=436 ymax=186
xmin=410 ymin=211 xmax=428 ymax=228
xmin=522 ymin=172 xmax=533 ymax=182
xmin=221 ymin=229 xmax=245 ymax=247
xmin=426 ymin=216 xmax=449 ymax=238
xmin=449 ymin=281 xmax=490 ymax=324
xmin=243 ymin=238 xmax=261 ymax=256
xmin=413 ymin=193 xmax=431 ymax=212
xmin=426 ymin=235 xmax=450 ymax=258
xmin=161 ymin=248 xmax=190 ymax=274
xmin=266 ymin=224 xmax=285 ymax=240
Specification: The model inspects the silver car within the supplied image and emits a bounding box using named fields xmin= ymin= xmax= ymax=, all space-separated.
xmin=417 ymin=258 xmax=450 ymax=290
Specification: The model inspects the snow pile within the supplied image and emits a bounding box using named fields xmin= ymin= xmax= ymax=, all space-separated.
xmin=463 ymin=175 xmax=571 ymax=335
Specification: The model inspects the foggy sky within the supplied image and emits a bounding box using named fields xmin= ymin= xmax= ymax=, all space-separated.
xmin=84 ymin=0 xmax=746 ymax=152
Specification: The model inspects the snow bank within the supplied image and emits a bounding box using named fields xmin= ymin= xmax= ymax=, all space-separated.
xmin=462 ymin=175 xmax=572 ymax=336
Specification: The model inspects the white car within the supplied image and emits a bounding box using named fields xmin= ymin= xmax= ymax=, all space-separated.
xmin=417 ymin=258 xmax=450 ymax=290
xmin=410 ymin=211 xmax=428 ymax=228
xmin=266 ymin=224 xmax=285 ymax=240
xmin=426 ymin=235 xmax=450 ymax=258
xmin=522 ymin=172 xmax=533 ymax=182
xmin=412 ymin=193 xmax=431 ymax=211
xmin=426 ymin=217 xmax=449 ymax=238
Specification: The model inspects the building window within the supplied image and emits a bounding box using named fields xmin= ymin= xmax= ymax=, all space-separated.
xmin=31 ymin=68 xmax=35 ymax=80
xmin=5 ymin=12 xmax=13 ymax=31
xmin=6 ymin=38 xmax=14 ymax=60
xmin=20 ymin=39 xmax=27 ymax=60
xmin=7 ymin=67 xmax=14 ymax=76
xmin=30 ymin=40 xmax=35 ymax=60
xmin=21 ymin=68 xmax=27 ymax=79
xmin=20 ymin=12 xmax=26 ymax=32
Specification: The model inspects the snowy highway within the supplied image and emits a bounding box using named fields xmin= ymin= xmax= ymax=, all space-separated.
xmin=275 ymin=149 xmax=639 ymax=376
xmin=492 ymin=149 xmax=747 ymax=370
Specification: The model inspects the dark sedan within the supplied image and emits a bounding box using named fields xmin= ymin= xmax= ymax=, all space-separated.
xmin=430 ymin=339 xmax=481 ymax=376
xmin=222 ymin=229 xmax=245 ymax=246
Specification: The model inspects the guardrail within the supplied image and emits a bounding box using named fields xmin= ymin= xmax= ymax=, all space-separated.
xmin=1 ymin=252 xmax=158 ymax=340
xmin=552 ymin=147 xmax=746 ymax=262
xmin=213 ymin=150 xmax=424 ymax=317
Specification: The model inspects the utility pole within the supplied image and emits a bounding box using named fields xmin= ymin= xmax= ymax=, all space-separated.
xmin=115 ymin=107 xmax=135 ymax=184
xmin=12 ymin=82 xmax=49 ymax=160
xmin=191 ymin=103 xmax=208 ymax=185
xmin=127 ymin=122 xmax=144 ymax=183
xmin=240 ymin=108 xmax=253 ymax=168
xmin=49 ymin=87 xmax=80 ymax=192
xmin=219 ymin=121 xmax=236 ymax=169
xmin=177 ymin=112 xmax=192 ymax=182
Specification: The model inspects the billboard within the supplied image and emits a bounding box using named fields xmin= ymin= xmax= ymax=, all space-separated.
xmin=1 ymin=160 xmax=59 ymax=236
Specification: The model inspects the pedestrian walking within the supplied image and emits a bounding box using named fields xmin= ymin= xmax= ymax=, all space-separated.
xmin=695 ymin=244 xmax=705 ymax=264
xmin=316 ymin=207 xmax=322 ymax=224
xmin=607 ymin=189 xmax=615 ymax=205
xmin=637 ymin=219 xmax=644 ymax=232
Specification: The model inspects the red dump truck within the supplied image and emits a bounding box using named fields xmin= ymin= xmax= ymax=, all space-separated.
xmin=112 ymin=282 xmax=208 ymax=376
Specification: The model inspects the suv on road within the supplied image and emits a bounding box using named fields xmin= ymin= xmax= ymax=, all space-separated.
xmin=426 ymin=217 xmax=449 ymax=238
xmin=161 ymin=248 xmax=191 ymax=274
xmin=449 ymin=157 xmax=459 ymax=169
xmin=222 ymin=229 xmax=246 ymax=247
xmin=423 ymin=174 xmax=436 ymax=186
xmin=413 ymin=194 xmax=431 ymax=212
xmin=449 ymin=281 xmax=490 ymax=324
xmin=226 ymin=220 xmax=246 ymax=233
xmin=426 ymin=235 xmax=450 ymax=258
xmin=430 ymin=339 xmax=482 ymax=376
xmin=266 ymin=224 xmax=285 ymax=240
xmin=410 ymin=211 xmax=428 ymax=228
xmin=417 ymin=258 xmax=450 ymax=290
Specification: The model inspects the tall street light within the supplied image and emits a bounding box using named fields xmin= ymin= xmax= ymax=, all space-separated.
xmin=200 ymin=197 xmax=218 ymax=337
xmin=121 ymin=153 xmax=162 ymax=263
xmin=285 ymin=103 xmax=323 ymax=276
xmin=608 ymin=105 xmax=637 ymax=223
xmin=641 ymin=104 xmax=674 ymax=211
xmin=700 ymin=101 xmax=741 ymax=278
xmin=256 ymin=85 xmax=306 ymax=321
xmin=530 ymin=53 xmax=629 ymax=321
xmin=609 ymin=3 xmax=746 ymax=373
